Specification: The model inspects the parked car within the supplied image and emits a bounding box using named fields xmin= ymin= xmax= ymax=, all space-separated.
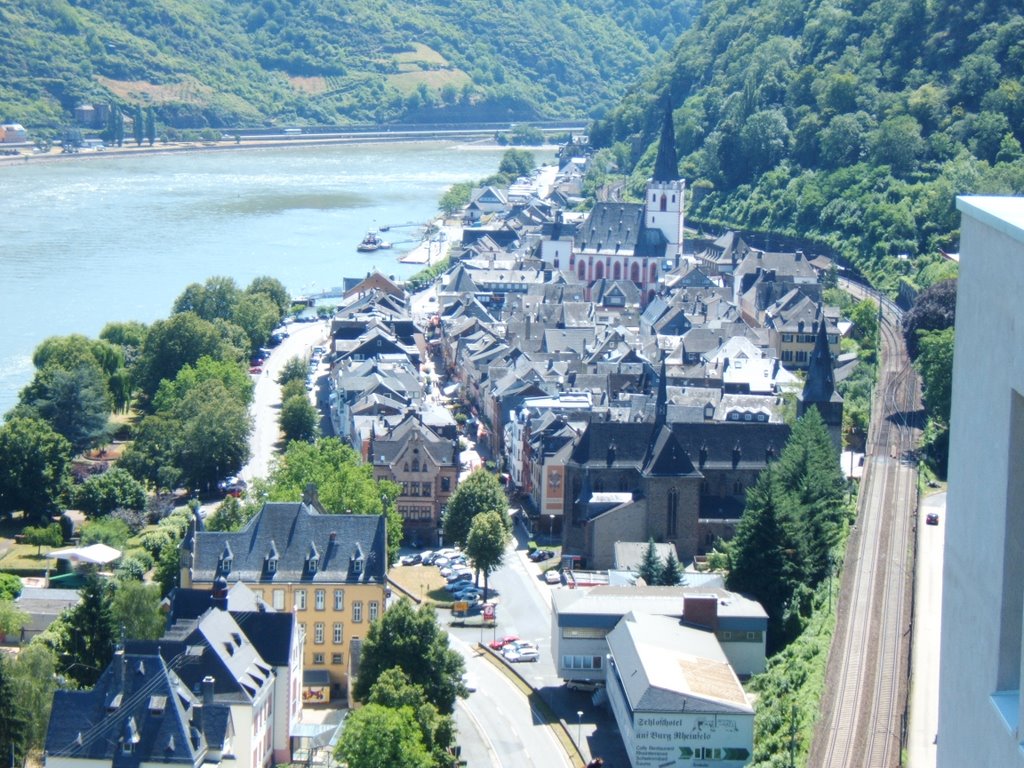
xmin=544 ymin=570 xmax=563 ymax=585
xmin=447 ymin=571 xmax=473 ymax=584
xmin=433 ymin=556 xmax=451 ymax=568
xmin=420 ymin=550 xmax=436 ymax=564
xmin=489 ymin=635 xmax=519 ymax=651
xmin=248 ymin=365 xmax=263 ymax=375
xmin=926 ymin=512 xmax=940 ymax=525
xmin=217 ymin=477 xmax=247 ymax=497
xmin=530 ymin=549 xmax=555 ymax=562
xmin=400 ymin=554 xmax=422 ymax=566
xmin=566 ymin=680 xmax=600 ymax=692
xmin=504 ymin=647 xmax=540 ymax=663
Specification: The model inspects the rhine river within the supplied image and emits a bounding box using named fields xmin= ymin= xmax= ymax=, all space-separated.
xmin=0 ymin=141 xmax=527 ymax=415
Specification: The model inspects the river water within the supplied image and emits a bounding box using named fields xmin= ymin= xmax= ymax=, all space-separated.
xmin=0 ymin=141 xmax=519 ymax=415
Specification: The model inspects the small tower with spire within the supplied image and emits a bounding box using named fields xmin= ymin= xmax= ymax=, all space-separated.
xmin=797 ymin=308 xmax=844 ymax=451
xmin=646 ymin=100 xmax=686 ymax=266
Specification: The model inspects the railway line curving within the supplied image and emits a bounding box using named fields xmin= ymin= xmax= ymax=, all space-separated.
xmin=810 ymin=279 xmax=921 ymax=768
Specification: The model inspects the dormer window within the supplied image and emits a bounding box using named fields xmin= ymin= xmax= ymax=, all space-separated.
xmin=266 ymin=541 xmax=279 ymax=575
xmin=307 ymin=542 xmax=320 ymax=574
xmin=352 ymin=543 xmax=364 ymax=575
xmin=220 ymin=543 xmax=233 ymax=575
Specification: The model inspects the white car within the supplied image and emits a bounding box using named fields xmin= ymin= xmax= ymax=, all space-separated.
xmin=504 ymin=647 xmax=540 ymax=663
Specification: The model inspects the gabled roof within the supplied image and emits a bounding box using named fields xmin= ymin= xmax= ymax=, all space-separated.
xmin=45 ymin=651 xmax=211 ymax=767
xmin=574 ymin=203 xmax=668 ymax=258
xmin=190 ymin=502 xmax=387 ymax=585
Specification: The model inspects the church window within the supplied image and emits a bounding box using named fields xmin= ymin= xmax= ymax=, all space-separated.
xmin=660 ymin=194 xmax=667 ymax=212
xmin=578 ymin=262 xmax=586 ymax=280
xmin=652 ymin=193 xmax=657 ymax=202
xmin=734 ymin=481 xmax=744 ymax=494
xmin=630 ymin=263 xmax=640 ymax=282
xmin=594 ymin=262 xmax=604 ymax=280
xmin=613 ymin=262 xmax=621 ymax=280
xmin=650 ymin=264 xmax=658 ymax=282
xmin=672 ymin=194 xmax=676 ymax=203
xmin=411 ymin=458 xmax=419 ymax=472
xmin=667 ymin=489 xmax=678 ymax=538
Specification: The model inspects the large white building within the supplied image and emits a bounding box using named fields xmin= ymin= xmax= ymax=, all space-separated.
xmin=937 ymin=196 xmax=1024 ymax=767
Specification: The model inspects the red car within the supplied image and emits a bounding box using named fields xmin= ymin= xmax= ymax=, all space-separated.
xmin=249 ymin=365 xmax=263 ymax=375
xmin=489 ymin=635 xmax=519 ymax=650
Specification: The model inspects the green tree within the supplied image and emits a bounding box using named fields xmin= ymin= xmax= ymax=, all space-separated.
xmin=111 ymin=581 xmax=165 ymax=640
xmin=9 ymin=643 xmax=58 ymax=755
xmin=172 ymin=379 xmax=252 ymax=491
xmin=134 ymin=312 xmax=240 ymax=404
xmin=232 ymin=292 xmax=281 ymax=358
xmin=916 ymin=326 xmax=955 ymax=444
xmin=246 ymin=276 xmax=291 ymax=320
xmin=22 ymin=524 xmax=63 ymax=556
xmin=352 ymin=599 xmax=465 ymax=714
xmin=498 ymin=148 xmax=535 ymax=177
xmin=0 ymin=416 xmax=72 ymax=521
xmin=636 ymin=538 xmax=663 ymax=585
xmin=848 ymin=299 xmax=879 ymax=356
xmin=173 ymin=276 xmax=243 ymax=322
xmin=145 ymin=106 xmax=156 ymax=146
xmin=133 ymin=104 xmax=144 ymax=146
xmin=366 ymin=668 xmax=455 ymax=764
xmin=154 ymin=535 xmax=182 ymax=597
xmin=438 ymin=181 xmax=474 ymax=216
xmin=80 ymin=517 xmax=132 ymax=549
xmin=205 ymin=495 xmax=256 ymax=532
xmin=118 ymin=414 xmax=183 ymax=491
xmin=0 ymin=598 xmax=28 ymax=638
xmin=903 ymin=279 xmax=957 ymax=358
xmin=727 ymin=467 xmax=794 ymax=651
xmin=152 ymin=355 xmax=254 ymax=413
xmin=76 ymin=467 xmax=147 ymax=516
xmin=278 ymin=355 xmax=309 ymax=385
xmin=60 ymin=574 xmax=116 ymax=687
xmin=465 ymin=510 xmax=509 ymax=600
xmin=19 ymin=363 xmax=112 ymax=452
xmin=0 ymin=655 xmax=29 ymax=768
xmin=442 ymin=468 xmax=509 ymax=546
xmin=660 ymin=548 xmax=684 ymax=586
xmin=265 ymin=438 xmax=402 ymax=565
xmin=280 ymin=395 xmax=319 ymax=443
xmin=0 ymin=573 xmax=22 ymax=601
xmin=335 ymin=703 xmax=433 ymax=768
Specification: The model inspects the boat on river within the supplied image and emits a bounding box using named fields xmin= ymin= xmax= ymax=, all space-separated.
xmin=356 ymin=231 xmax=392 ymax=252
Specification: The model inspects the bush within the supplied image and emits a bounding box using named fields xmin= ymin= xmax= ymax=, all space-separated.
xmin=115 ymin=556 xmax=147 ymax=581
xmin=0 ymin=572 xmax=23 ymax=600
xmin=80 ymin=517 xmax=131 ymax=549
xmin=137 ymin=529 xmax=173 ymax=557
xmin=76 ymin=467 xmax=147 ymax=516
xmin=109 ymin=507 xmax=148 ymax=534
xmin=123 ymin=547 xmax=154 ymax=571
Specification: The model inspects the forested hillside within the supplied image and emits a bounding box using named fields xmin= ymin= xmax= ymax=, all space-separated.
xmin=0 ymin=0 xmax=697 ymax=135
xmin=594 ymin=0 xmax=1024 ymax=289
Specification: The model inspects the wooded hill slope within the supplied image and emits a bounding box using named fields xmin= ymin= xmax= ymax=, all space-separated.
xmin=594 ymin=0 xmax=1024 ymax=289
xmin=0 ymin=0 xmax=697 ymax=135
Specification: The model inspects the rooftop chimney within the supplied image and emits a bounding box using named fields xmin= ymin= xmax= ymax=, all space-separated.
xmin=682 ymin=594 xmax=719 ymax=631
xmin=202 ymin=676 xmax=215 ymax=706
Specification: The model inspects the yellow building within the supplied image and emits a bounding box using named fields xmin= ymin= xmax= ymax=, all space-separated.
xmin=181 ymin=488 xmax=388 ymax=701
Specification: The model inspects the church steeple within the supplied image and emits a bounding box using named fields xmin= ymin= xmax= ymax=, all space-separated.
xmin=652 ymin=101 xmax=678 ymax=183
xmin=797 ymin=305 xmax=844 ymax=451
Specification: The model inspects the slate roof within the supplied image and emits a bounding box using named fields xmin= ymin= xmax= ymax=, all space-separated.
xmin=575 ymin=203 xmax=668 ymax=259
xmin=189 ymin=502 xmax=387 ymax=585
xmin=45 ymin=651 xmax=211 ymax=767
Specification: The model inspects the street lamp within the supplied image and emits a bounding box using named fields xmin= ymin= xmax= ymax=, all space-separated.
xmin=549 ymin=514 xmax=555 ymax=544
xmin=577 ymin=710 xmax=584 ymax=745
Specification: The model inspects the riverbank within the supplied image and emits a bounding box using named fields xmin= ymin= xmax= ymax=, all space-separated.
xmin=0 ymin=132 xmax=560 ymax=168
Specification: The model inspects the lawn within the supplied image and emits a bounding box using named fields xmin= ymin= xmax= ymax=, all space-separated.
xmin=388 ymin=562 xmax=452 ymax=603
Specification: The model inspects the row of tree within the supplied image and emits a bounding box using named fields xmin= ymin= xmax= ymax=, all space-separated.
xmin=724 ymin=409 xmax=848 ymax=652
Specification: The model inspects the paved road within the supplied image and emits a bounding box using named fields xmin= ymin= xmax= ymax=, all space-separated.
xmin=239 ymin=319 xmax=329 ymax=484
xmin=907 ymin=492 xmax=945 ymax=768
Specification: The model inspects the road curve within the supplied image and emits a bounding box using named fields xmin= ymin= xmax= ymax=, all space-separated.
xmin=810 ymin=281 xmax=921 ymax=768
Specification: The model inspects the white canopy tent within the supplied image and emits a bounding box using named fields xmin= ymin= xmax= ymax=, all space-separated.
xmin=47 ymin=543 xmax=122 ymax=565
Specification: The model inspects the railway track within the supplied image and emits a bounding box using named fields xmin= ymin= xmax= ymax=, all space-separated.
xmin=810 ymin=280 xmax=921 ymax=767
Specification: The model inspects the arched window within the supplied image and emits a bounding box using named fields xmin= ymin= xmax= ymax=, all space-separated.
xmin=613 ymin=262 xmax=621 ymax=280
xmin=411 ymin=459 xmax=419 ymax=472
xmin=594 ymin=262 xmax=604 ymax=280
xmin=578 ymin=262 xmax=587 ymax=280
xmin=651 ymin=193 xmax=657 ymax=202
xmin=660 ymin=194 xmax=667 ymax=212
xmin=630 ymin=263 xmax=640 ymax=282
xmin=734 ymin=480 xmax=744 ymax=495
xmin=667 ymin=488 xmax=678 ymax=537
xmin=672 ymin=194 xmax=676 ymax=203
xmin=650 ymin=264 xmax=658 ymax=282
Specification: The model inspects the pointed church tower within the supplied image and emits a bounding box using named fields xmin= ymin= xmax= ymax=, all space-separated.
xmin=646 ymin=101 xmax=686 ymax=266
xmin=797 ymin=308 xmax=844 ymax=451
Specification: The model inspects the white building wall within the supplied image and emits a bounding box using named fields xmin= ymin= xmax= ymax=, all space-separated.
xmin=719 ymin=639 xmax=766 ymax=677
xmin=937 ymin=196 xmax=1024 ymax=768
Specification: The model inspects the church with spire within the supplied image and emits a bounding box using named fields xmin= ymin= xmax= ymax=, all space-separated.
xmin=561 ymin=359 xmax=791 ymax=570
xmin=796 ymin=307 xmax=845 ymax=451
xmin=569 ymin=103 xmax=686 ymax=307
